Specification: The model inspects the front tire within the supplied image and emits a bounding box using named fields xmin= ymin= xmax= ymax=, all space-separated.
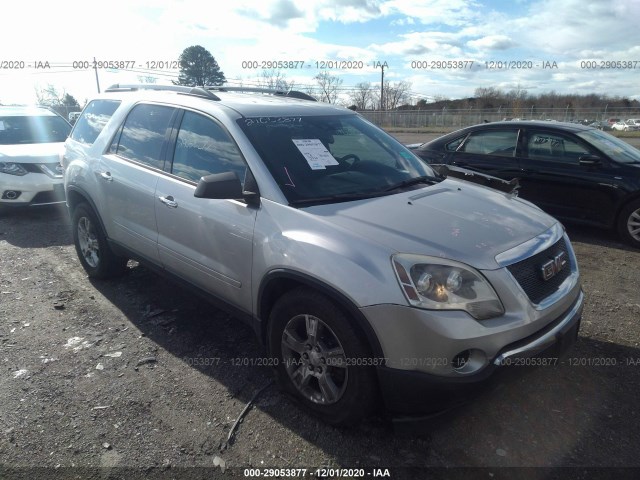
xmin=72 ymin=203 xmax=128 ymax=278
xmin=617 ymin=199 xmax=640 ymax=248
xmin=268 ymin=288 xmax=378 ymax=426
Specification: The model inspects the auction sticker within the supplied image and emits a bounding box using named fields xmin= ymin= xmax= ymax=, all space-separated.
xmin=292 ymin=139 xmax=339 ymax=170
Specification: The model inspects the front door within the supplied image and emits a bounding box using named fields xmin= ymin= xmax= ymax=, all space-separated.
xmin=154 ymin=110 xmax=256 ymax=309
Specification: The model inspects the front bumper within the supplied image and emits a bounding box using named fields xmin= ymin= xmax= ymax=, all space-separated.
xmin=0 ymin=173 xmax=65 ymax=207
xmin=374 ymin=289 xmax=584 ymax=415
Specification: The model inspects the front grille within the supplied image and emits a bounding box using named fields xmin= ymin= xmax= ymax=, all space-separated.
xmin=506 ymin=237 xmax=572 ymax=305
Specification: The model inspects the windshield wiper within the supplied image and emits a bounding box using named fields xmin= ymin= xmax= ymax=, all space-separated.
xmin=383 ymin=175 xmax=440 ymax=192
xmin=289 ymin=191 xmax=386 ymax=206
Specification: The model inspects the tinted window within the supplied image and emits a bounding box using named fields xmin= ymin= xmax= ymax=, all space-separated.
xmin=577 ymin=128 xmax=640 ymax=164
xmin=0 ymin=115 xmax=70 ymax=145
xmin=460 ymin=130 xmax=518 ymax=156
xmin=171 ymin=111 xmax=246 ymax=183
xmin=70 ymin=100 xmax=120 ymax=145
xmin=445 ymin=136 xmax=466 ymax=151
xmin=114 ymin=104 xmax=175 ymax=169
xmin=526 ymin=131 xmax=590 ymax=164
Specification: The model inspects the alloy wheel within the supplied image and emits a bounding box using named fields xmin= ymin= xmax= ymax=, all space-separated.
xmin=281 ymin=314 xmax=348 ymax=405
xmin=77 ymin=216 xmax=100 ymax=268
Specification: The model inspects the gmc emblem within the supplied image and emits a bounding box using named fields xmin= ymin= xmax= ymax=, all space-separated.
xmin=540 ymin=251 xmax=568 ymax=281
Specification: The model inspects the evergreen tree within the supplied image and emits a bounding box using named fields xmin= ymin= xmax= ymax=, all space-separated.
xmin=174 ymin=45 xmax=225 ymax=86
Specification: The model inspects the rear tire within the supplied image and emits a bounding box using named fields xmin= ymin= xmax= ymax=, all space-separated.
xmin=268 ymin=288 xmax=378 ymax=426
xmin=72 ymin=203 xmax=128 ymax=278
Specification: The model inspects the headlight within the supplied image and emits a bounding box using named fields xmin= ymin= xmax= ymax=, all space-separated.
xmin=37 ymin=163 xmax=63 ymax=178
xmin=0 ymin=162 xmax=28 ymax=176
xmin=392 ymin=254 xmax=504 ymax=320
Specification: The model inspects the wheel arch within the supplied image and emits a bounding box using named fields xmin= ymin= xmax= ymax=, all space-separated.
xmin=66 ymin=186 xmax=108 ymax=234
xmin=257 ymin=269 xmax=385 ymax=359
xmin=615 ymin=192 xmax=640 ymax=226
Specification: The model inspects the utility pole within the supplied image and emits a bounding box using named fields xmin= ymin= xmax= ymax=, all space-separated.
xmin=379 ymin=63 xmax=385 ymax=110
xmin=94 ymin=57 xmax=101 ymax=93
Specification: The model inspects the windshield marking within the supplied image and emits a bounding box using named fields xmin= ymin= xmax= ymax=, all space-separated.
xmin=244 ymin=116 xmax=302 ymax=127
xmin=284 ymin=167 xmax=296 ymax=187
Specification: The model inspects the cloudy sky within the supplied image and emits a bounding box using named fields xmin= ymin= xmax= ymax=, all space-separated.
xmin=2 ymin=0 xmax=640 ymax=105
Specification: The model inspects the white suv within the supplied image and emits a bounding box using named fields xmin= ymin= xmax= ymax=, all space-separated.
xmin=63 ymin=85 xmax=584 ymax=425
xmin=0 ymin=106 xmax=70 ymax=211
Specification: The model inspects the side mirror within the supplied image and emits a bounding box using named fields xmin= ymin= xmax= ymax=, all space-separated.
xmin=194 ymin=171 xmax=261 ymax=206
xmin=578 ymin=155 xmax=601 ymax=166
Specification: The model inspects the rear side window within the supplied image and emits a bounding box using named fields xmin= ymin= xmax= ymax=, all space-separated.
xmin=70 ymin=100 xmax=121 ymax=145
xmin=112 ymin=104 xmax=176 ymax=169
xmin=445 ymin=135 xmax=466 ymax=151
xmin=460 ymin=130 xmax=518 ymax=157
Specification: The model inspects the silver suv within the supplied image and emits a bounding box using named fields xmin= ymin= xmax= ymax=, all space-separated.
xmin=63 ymin=85 xmax=584 ymax=425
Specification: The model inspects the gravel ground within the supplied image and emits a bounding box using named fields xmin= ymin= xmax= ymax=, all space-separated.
xmin=1 ymin=136 xmax=640 ymax=479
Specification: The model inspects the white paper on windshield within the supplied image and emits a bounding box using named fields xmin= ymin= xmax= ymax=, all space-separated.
xmin=0 ymin=121 xmax=4 ymax=131
xmin=292 ymin=139 xmax=339 ymax=170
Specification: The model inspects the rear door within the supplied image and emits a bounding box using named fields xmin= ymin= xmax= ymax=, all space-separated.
xmin=154 ymin=109 xmax=256 ymax=309
xmin=100 ymin=103 xmax=178 ymax=262
xmin=447 ymin=128 xmax=522 ymax=180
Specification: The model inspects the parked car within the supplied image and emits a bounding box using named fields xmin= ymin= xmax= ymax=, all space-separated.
xmin=626 ymin=119 xmax=640 ymax=128
xmin=589 ymin=120 xmax=612 ymax=131
xmin=0 ymin=106 xmax=71 ymax=211
xmin=611 ymin=120 xmax=638 ymax=132
xmin=410 ymin=121 xmax=640 ymax=247
xmin=63 ymin=85 xmax=583 ymax=425
xmin=68 ymin=111 xmax=82 ymax=125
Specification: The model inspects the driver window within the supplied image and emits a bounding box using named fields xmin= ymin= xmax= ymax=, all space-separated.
xmin=329 ymin=124 xmax=395 ymax=167
xmin=526 ymin=131 xmax=590 ymax=164
xmin=171 ymin=111 xmax=247 ymax=184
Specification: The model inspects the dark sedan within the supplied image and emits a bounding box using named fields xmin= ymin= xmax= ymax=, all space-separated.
xmin=410 ymin=121 xmax=640 ymax=248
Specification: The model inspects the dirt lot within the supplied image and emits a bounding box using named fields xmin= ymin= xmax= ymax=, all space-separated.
xmin=1 ymin=140 xmax=640 ymax=479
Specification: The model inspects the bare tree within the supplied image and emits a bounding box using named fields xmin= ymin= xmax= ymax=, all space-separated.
xmin=258 ymin=70 xmax=295 ymax=91
xmin=507 ymin=84 xmax=528 ymax=118
xmin=374 ymin=81 xmax=412 ymax=110
xmin=348 ymin=82 xmax=374 ymax=110
xmin=35 ymin=84 xmax=65 ymax=106
xmin=474 ymin=87 xmax=503 ymax=109
xmin=35 ymin=84 xmax=80 ymax=117
xmin=314 ymin=71 xmax=343 ymax=104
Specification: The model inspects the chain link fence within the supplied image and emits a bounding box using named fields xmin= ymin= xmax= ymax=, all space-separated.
xmin=360 ymin=108 xmax=640 ymax=129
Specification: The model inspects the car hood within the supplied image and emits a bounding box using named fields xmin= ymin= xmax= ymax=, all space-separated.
xmin=304 ymin=179 xmax=557 ymax=270
xmin=0 ymin=142 xmax=64 ymax=164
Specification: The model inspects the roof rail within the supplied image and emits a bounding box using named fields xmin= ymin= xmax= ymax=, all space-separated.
xmin=105 ymin=84 xmax=221 ymax=101
xmin=205 ymin=86 xmax=317 ymax=101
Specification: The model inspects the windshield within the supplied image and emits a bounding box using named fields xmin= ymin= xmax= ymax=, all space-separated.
xmin=0 ymin=115 xmax=71 ymax=145
xmin=577 ymin=128 xmax=640 ymax=164
xmin=238 ymin=114 xmax=438 ymax=204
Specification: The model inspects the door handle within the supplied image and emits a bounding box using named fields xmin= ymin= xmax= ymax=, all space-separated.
xmin=158 ymin=195 xmax=178 ymax=208
xmin=99 ymin=171 xmax=113 ymax=182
